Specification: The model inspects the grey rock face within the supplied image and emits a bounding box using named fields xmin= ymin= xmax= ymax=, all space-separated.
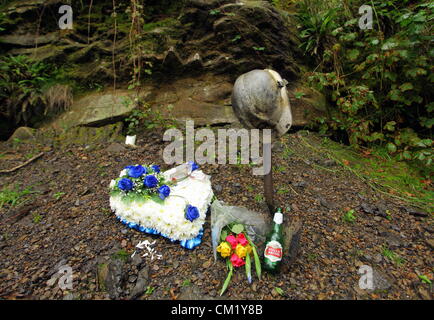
xmin=372 ymin=268 xmax=393 ymax=291
xmin=99 ymin=259 xmax=127 ymax=300
xmin=106 ymin=142 xmax=127 ymax=154
xmin=129 ymin=265 xmax=150 ymax=300
xmin=7 ymin=127 xmax=36 ymax=142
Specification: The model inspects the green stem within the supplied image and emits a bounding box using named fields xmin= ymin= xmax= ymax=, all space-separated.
xmin=245 ymin=234 xmax=262 ymax=280
xmin=220 ymin=260 xmax=233 ymax=296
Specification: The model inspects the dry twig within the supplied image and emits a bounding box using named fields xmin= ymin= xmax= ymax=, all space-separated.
xmin=0 ymin=152 xmax=44 ymax=174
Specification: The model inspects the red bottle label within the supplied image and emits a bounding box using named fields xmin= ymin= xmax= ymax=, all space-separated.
xmin=264 ymin=241 xmax=283 ymax=262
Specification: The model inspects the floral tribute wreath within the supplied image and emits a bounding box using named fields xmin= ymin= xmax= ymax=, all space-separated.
xmin=109 ymin=162 xmax=213 ymax=249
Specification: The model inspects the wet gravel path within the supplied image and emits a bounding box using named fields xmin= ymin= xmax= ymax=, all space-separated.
xmin=0 ymin=131 xmax=432 ymax=300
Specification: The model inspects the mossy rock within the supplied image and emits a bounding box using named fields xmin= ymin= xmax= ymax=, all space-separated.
xmin=287 ymin=84 xmax=328 ymax=127
xmin=97 ymin=263 xmax=109 ymax=292
xmin=54 ymin=123 xmax=124 ymax=149
xmin=7 ymin=127 xmax=36 ymax=142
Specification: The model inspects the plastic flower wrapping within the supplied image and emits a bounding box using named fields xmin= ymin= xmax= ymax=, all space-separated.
xmin=109 ymin=162 xmax=213 ymax=249
xmin=217 ymin=223 xmax=262 ymax=296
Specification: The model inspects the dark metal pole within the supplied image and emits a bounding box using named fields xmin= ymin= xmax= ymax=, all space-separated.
xmin=263 ymin=140 xmax=275 ymax=214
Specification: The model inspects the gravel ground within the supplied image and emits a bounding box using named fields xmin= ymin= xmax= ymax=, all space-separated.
xmin=0 ymin=129 xmax=432 ymax=300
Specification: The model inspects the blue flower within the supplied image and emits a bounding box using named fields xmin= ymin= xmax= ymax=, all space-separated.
xmin=143 ymin=175 xmax=158 ymax=188
xmin=151 ymin=165 xmax=161 ymax=173
xmin=127 ymin=165 xmax=147 ymax=178
xmin=158 ymin=185 xmax=170 ymax=200
xmin=118 ymin=178 xmax=133 ymax=191
xmin=185 ymin=205 xmax=200 ymax=222
xmin=189 ymin=161 xmax=199 ymax=172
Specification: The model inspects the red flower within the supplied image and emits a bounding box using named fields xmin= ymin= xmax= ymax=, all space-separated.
xmin=225 ymin=234 xmax=238 ymax=249
xmin=236 ymin=233 xmax=249 ymax=246
xmin=230 ymin=253 xmax=246 ymax=268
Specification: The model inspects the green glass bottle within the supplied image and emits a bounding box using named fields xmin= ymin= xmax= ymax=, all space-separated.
xmin=263 ymin=208 xmax=284 ymax=273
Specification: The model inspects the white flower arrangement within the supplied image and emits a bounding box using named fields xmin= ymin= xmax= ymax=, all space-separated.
xmin=109 ymin=163 xmax=214 ymax=242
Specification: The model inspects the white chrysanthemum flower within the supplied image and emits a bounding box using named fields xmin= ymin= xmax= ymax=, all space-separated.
xmin=109 ymin=180 xmax=117 ymax=189
xmin=119 ymin=169 xmax=128 ymax=177
xmin=109 ymin=169 xmax=212 ymax=241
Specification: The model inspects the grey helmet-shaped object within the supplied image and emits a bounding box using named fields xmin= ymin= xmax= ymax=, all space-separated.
xmin=231 ymin=69 xmax=292 ymax=136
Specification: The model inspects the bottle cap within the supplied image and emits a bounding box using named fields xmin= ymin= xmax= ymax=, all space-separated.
xmin=274 ymin=212 xmax=283 ymax=224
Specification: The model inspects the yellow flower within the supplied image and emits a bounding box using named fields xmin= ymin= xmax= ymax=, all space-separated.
xmin=246 ymin=245 xmax=253 ymax=255
xmin=235 ymin=244 xmax=248 ymax=259
xmin=217 ymin=242 xmax=232 ymax=258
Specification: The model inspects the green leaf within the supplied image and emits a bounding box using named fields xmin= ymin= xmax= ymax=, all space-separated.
xmin=384 ymin=71 xmax=397 ymax=82
xmin=274 ymin=287 xmax=285 ymax=296
xmin=416 ymin=152 xmax=426 ymax=161
xmin=344 ymin=18 xmax=358 ymax=27
xmin=399 ymin=83 xmax=413 ymax=92
xmin=418 ymin=274 xmax=432 ymax=285
xmin=386 ymin=143 xmax=397 ymax=154
xmin=331 ymin=27 xmax=342 ymax=36
xmin=245 ymin=253 xmax=252 ymax=284
xmin=397 ymin=50 xmax=410 ymax=59
xmin=420 ymin=117 xmax=434 ymax=129
xmin=402 ymin=150 xmax=412 ymax=160
xmin=406 ymin=68 xmax=427 ymax=78
xmin=369 ymin=132 xmax=384 ymax=142
xmin=347 ymin=49 xmax=360 ymax=61
xmin=249 ymin=240 xmax=261 ymax=280
xmin=145 ymin=286 xmax=155 ymax=295
xmin=220 ymin=260 xmax=233 ymax=296
xmin=366 ymin=53 xmax=379 ymax=63
xmin=294 ymin=92 xmax=306 ymax=99
xmin=220 ymin=229 xmax=228 ymax=242
xmin=231 ymin=35 xmax=241 ymax=42
xmin=231 ymin=224 xmax=244 ymax=234
xmin=389 ymin=89 xmax=401 ymax=101
xmin=384 ymin=121 xmax=396 ymax=132
xmin=421 ymin=139 xmax=433 ymax=146
xmin=381 ymin=41 xmax=398 ymax=50
xmin=340 ymin=32 xmax=357 ymax=42
xmin=151 ymin=195 xmax=165 ymax=205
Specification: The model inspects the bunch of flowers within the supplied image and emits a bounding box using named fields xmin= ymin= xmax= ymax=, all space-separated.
xmin=109 ymin=164 xmax=172 ymax=202
xmin=216 ymin=223 xmax=261 ymax=296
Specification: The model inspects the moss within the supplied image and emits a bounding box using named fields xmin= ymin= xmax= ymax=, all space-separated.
xmin=9 ymin=44 xmax=68 ymax=62
xmin=143 ymin=17 xmax=179 ymax=32
xmin=54 ymin=123 xmax=124 ymax=149
xmin=112 ymin=249 xmax=130 ymax=262
xmin=97 ymin=263 xmax=108 ymax=292
xmin=300 ymin=134 xmax=434 ymax=212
